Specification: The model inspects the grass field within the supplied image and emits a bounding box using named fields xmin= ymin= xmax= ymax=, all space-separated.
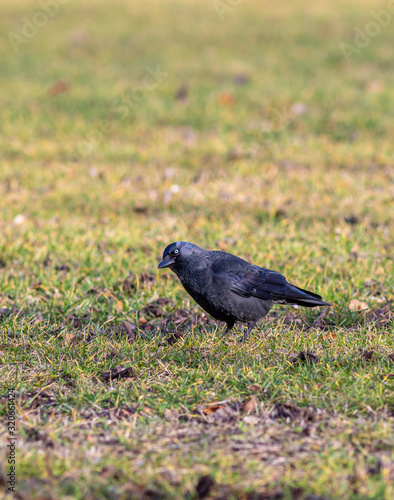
xmin=0 ymin=0 xmax=393 ymax=498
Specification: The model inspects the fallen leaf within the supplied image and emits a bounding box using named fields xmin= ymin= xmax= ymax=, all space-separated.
xmin=234 ymin=74 xmax=249 ymax=86
xmin=164 ymin=408 xmax=178 ymax=421
xmin=55 ymin=263 xmax=70 ymax=272
xmin=349 ymin=299 xmax=369 ymax=312
xmin=175 ymin=83 xmax=188 ymax=102
xmin=123 ymin=321 xmax=135 ymax=339
xmin=133 ymin=206 xmax=149 ymax=214
xmin=243 ymin=415 xmax=260 ymax=425
xmin=64 ymin=333 xmax=75 ymax=345
xmin=291 ymin=351 xmax=319 ymax=365
xmin=202 ymin=404 xmax=222 ymax=415
xmin=367 ymin=80 xmax=384 ymax=93
xmin=142 ymin=297 xmax=172 ymax=318
xmin=195 ymin=475 xmax=215 ymax=499
xmin=344 ymin=215 xmax=359 ymax=225
xmin=69 ymin=315 xmax=90 ymax=328
xmin=361 ymin=350 xmax=376 ymax=362
xmin=321 ymin=331 xmax=337 ymax=340
xmin=351 ymin=244 xmax=360 ymax=254
xmin=100 ymin=465 xmax=125 ymax=480
xmin=116 ymin=300 xmax=123 ymax=311
xmin=166 ymin=332 xmax=183 ymax=345
xmin=218 ymin=92 xmax=235 ymax=106
xmin=119 ymin=274 xmax=136 ymax=295
xmin=271 ymin=402 xmax=301 ymax=420
xmin=101 ymin=366 xmax=135 ymax=381
xmin=242 ymin=396 xmax=257 ymax=415
xmin=48 ymin=80 xmax=70 ymax=97
xmin=85 ymin=331 xmax=96 ymax=343
xmin=42 ymin=254 xmax=51 ymax=267
xmin=247 ymin=383 xmax=261 ymax=392
xmin=138 ymin=317 xmax=148 ymax=326
xmin=142 ymin=407 xmax=156 ymax=415
xmin=217 ymin=240 xmax=228 ymax=251
xmin=138 ymin=273 xmax=156 ymax=286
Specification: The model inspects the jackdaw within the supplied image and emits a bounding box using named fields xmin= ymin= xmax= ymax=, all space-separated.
xmin=158 ymin=241 xmax=330 ymax=342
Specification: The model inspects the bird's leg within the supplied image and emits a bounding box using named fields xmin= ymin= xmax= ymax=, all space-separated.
xmin=240 ymin=322 xmax=256 ymax=343
xmin=220 ymin=321 xmax=235 ymax=340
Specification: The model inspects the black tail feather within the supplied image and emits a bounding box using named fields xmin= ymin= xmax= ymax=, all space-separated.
xmin=280 ymin=284 xmax=331 ymax=307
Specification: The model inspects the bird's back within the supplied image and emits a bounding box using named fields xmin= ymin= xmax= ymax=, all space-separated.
xmin=173 ymin=250 xmax=273 ymax=324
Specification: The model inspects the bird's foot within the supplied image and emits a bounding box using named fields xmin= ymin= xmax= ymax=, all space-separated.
xmin=239 ymin=324 xmax=255 ymax=343
xmin=239 ymin=332 xmax=249 ymax=343
xmin=220 ymin=323 xmax=235 ymax=341
xmin=220 ymin=328 xmax=231 ymax=340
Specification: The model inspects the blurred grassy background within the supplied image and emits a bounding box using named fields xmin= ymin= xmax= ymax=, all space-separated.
xmin=0 ymin=0 xmax=393 ymax=498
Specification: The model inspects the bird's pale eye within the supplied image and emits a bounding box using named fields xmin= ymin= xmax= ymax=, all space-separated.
xmin=174 ymin=249 xmax=179 ymax=254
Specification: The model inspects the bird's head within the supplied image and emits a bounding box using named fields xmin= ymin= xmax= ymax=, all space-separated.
xmin=158 ymin=241 xmax=201 ymax=269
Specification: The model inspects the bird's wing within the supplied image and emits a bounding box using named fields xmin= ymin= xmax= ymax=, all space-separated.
xmin=211 ymin=255 xmax=285 ymax=300
xmin=211 ymin=254 xmax=328 ymax=306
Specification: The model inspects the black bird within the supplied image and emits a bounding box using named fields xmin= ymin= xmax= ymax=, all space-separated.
xmin=158 ymin=242 xmax=330 ymax=342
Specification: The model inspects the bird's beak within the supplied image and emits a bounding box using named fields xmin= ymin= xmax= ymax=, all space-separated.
xmin=158 ymin=255 xmax=176 ymax=269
